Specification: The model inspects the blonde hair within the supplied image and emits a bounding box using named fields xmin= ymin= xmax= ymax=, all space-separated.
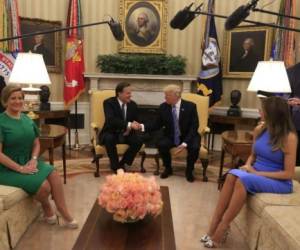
xmin=1 ymin=85 xmax=23 ymax=108
xmin=163 ymin=84 xmax=182 ymax=97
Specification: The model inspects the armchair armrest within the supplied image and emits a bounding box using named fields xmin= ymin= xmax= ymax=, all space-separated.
xmin=90 ymin=122 xmax=100 ymax=146
xmin=200 ymin=126 xmax=210 ymax=136
xmin=200 ymin=126 xmax=210 ymax=148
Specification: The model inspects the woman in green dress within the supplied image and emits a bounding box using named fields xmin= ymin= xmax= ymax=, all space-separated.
xmin=0 ymin=86 xmax=77 ymax=228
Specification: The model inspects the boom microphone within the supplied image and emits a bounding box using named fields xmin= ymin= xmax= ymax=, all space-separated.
xmin=225 ymin=0 xmax=259 ymax=30
xmin=108 ymin=18 xmax=124 ymax=41
xmin=170 ymin=3 xmax=203 ymax=30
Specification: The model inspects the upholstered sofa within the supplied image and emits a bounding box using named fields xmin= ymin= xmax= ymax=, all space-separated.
xmin=0 ymin=185 xmax=40 ymax=250
xmin=234 ymin=168 xmax=300 ymax=250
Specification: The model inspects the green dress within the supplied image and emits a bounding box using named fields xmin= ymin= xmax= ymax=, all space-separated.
xmin=0 ymin=112 xmax=54 ymax=194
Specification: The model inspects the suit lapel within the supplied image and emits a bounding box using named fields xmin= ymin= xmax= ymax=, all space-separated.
xmin=179 ymin=100 xmax=186 ymax=129
xmin=113 ymin=97 xmax=123 ymax=119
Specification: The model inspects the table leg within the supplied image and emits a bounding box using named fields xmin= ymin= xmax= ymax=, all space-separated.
xmin=62 ymin=143 xmax=66 ymax=184
xmin=218 ymin=147 xmax=225 ymax=189
xmin=48 ymin=148 xmax=54 ymax=165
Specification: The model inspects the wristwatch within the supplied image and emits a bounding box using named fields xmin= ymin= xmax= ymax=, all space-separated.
xmin=32 ymin=156 xmax=38 ymax=160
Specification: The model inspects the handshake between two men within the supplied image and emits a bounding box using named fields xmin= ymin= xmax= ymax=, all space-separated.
xmin=99 ymin=82 xmax=201 ymax=182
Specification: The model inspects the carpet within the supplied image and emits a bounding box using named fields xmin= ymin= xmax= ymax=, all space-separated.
xmin=53 ymin=157 xmax=221 ymax=182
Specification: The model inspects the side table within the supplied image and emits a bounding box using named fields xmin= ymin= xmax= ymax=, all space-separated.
xmin=39 ymin=124 xmax=68 ymax=184
xmin=218 ymin=130 xmax=253 ymax=189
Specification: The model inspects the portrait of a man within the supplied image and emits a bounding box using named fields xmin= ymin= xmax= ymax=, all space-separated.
xmin=30 ymin=34 xmax=54 ymax=65
xmin=125 ymin=2 xmax=160 ymax=47
xmin=20 ymin=17 xmax=62 ymax=73
xmin=223 ymin=26 xmax=273 ymax=78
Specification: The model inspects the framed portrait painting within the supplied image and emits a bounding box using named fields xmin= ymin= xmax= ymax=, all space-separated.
xmin=222 ymin=26 xmax=273 ymax=78
xmin=119 ymin=0 xmax=167 ymax=54
xmin=20 ymin=17 xmax=62 ymax=73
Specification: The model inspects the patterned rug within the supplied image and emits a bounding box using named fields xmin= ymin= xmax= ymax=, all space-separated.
xmin=53 ymin=157 xmax=221 ymax=183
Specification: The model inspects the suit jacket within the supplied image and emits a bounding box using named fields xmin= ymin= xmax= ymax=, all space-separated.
xmin=145 ymin=99 xmax=199 ymax=145
xmin=287 ymin=63 xmax=300 ymax=130
xmin=98 ymin=97 xmax=139 ymax=143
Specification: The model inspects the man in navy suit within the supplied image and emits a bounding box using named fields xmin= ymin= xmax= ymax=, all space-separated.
xmin=98 ymin=82 xmax=143 ymax=172
xmin=143 ymin=84 xmax=200 ymax=182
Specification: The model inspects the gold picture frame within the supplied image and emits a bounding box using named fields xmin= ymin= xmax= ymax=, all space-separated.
xmin=20 ymin=17 xmax=62 ymax=73
xmin=119 ymin=0 xmax=167 ymax=54
xmin=222 ymin=25 xmax=273 ymax=78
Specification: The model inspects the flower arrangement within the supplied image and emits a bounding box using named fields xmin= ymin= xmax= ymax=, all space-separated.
xmin=98 ymin=169 xmax=163 ymax=223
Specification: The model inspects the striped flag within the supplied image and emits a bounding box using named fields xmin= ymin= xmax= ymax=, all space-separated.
xmin=64 ymin=0 xmax=85 ymax=107
xmin=197 ymin=0 xmax=222 ymax=107
xmin=271 ymin=0 xmax=296 ymax=67
xmin=0 ymin=0 xmax=20 ymax=79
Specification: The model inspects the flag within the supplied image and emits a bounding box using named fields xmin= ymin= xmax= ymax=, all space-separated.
xmin=271 ymin=0 xmax=296 ymax=67
xmin=64 ymin=0 xmax=85 ymax=107
xmin=0 ymin=0 xmax=22 ymax=52
xmin=0 ymin=51 xmax=16 ymax=81
xmin=197 ymin=0 xmax=222 ymax=107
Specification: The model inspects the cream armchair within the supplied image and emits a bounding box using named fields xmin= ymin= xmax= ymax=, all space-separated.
xmin=90 ymin=90 xmax=145 ymax=176
xmin=168 ymin=93 xmax=210 ymax=181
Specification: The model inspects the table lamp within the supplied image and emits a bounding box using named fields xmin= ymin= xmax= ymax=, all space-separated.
xmin=247 ymin=61 xmax=291 ymax=97
xmin=8 ymin=52 xmax=51 ymax=119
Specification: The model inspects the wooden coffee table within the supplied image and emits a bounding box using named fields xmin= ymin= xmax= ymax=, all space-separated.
xmin=73 ymin=186 xmax=176 ymax=250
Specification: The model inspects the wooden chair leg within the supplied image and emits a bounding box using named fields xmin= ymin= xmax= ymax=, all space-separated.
xmin=200 ymin=158 xmax=209 ymax=182
xmin=140 ymin=152 xmax=146 ymax=173
xmin=93 ymin=154 xmax=102 ymax=177
xmin=153 ymin=153 xmax=160 ymax=175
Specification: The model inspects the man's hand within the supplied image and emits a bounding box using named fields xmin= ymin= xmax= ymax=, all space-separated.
xmin=173 ymin=144 xmax=186 ymax=155
xmin=131 ymin=121 xmax=142 ymax=130
xmin=288 ymin=97 xmax=300 ymax=106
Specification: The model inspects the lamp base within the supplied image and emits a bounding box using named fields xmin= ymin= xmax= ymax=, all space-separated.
xmin=27 ymin=111 xmax=39 ymax=120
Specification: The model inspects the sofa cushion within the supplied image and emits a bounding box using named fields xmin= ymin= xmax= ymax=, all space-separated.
xmin=0 ymin=198 xmax=3 ymax=213
xmin=0 ymin=185 xmax=28 ymax=210
xmin=259 ymin=206 xmax=300 ymax=250
xmin=248 ymin=181 xmax=300 ymax=215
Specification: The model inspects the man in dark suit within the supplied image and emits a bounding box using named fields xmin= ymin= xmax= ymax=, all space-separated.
xmin=287 ymin=62 xmax=300 ymax=165
xmin=98 ymin=82 xmax=143 ymax=172
xmin=143 ymin=84 xmax=200 ymax=182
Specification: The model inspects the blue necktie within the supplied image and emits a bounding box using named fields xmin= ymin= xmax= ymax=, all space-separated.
xmin=172 ymin=105 xmax=180 ymax=146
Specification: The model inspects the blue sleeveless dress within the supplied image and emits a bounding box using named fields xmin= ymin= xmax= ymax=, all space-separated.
xmin=229 ymin=130 xmax=293 ymax=194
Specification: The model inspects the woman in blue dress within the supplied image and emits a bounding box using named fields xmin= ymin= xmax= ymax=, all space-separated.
xmin=201 ymin=96 xmax=297 ymax=248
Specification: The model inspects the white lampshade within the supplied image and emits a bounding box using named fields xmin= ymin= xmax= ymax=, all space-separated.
xmin=8 ymin=52 xmax=51 ymax=91
xmin=247 ymin=61 xmax=291 ymax=94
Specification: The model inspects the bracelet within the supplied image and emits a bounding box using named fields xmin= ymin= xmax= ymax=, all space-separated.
xmin=32 ymin=156 xmax=38 ymax=160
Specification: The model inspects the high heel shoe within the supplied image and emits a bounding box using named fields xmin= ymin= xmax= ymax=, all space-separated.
xmin=55 ymin=211 xmax=79 ymax=229
xmin=200 ymin=234 xmax=211 ymax=243
xmin=204 ymin=239 xmax=219 ymax=248
xmin=44 ymin=214 xmax=58 ymax=225
xmin=62 ymin=218 xmax=79 ymax=229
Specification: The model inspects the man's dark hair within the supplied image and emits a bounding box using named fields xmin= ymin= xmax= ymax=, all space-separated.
xmin=115 ymin=82 xmax=130 ymax=97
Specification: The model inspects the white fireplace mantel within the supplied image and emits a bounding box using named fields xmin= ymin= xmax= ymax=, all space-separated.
xmin=84 ymin=73 xmax=197 ymax=105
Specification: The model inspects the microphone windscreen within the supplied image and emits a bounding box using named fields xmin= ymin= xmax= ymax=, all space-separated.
xmin=178 ymin=12 xmax=196 ymax=30
xmin=170 ymin=9 xmax=189 ymax=29
xmin=225 ymin=5 xmax=250 ymax=30
xmin=108 ymin=19 xmax=124 ymax=41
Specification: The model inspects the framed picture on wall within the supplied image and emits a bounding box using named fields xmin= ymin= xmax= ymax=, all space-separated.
xmin=119 ymin=0 xmax=167 ymax=54
xmin=20 ymin=17 xmax=62 ymax=73
xmin=222 ymin=25 xmax=273 ymax=78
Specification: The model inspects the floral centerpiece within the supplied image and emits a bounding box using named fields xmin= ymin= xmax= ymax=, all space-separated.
xmin=98 ymin=169 xmax=163 ymax=223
